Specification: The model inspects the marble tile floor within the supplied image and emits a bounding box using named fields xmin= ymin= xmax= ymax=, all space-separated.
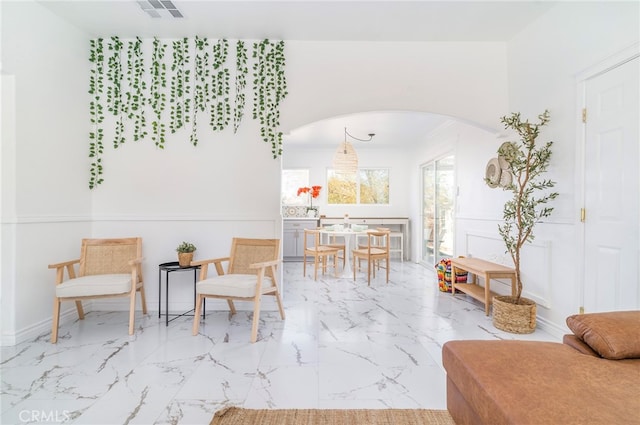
xmin=1 ymin=261 xmax=559 ymax=424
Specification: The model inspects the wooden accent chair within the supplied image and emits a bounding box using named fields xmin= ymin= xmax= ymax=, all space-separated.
xmin=49 ymin=237 xmax=147 ymax=343
xmin=302 ymin=229 xmax=340 ymax=280
xmin=191 ymin=238 xmax=285 ymax=343
xmin=353 ymin=228 xmax=391 ymax=285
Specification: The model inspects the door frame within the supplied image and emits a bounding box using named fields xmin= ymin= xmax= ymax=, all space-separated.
xmin=574 ymin=42 xmax=640 ymax=311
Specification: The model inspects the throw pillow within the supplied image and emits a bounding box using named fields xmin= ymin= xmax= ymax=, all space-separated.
xmin=566 ymin=311 xmax=640 ymax=360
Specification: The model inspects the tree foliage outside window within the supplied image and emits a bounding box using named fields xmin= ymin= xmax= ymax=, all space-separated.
xmin=327 ymin=169 xmax=389 ymax=204
xmin=328 ymin=171 xmax=357 ymax=204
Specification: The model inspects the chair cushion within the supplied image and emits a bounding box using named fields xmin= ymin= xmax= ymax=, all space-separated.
xmin=56 ymin=274 xmax=132 ymax=298
xmin=197 ymin=274 xmax=274 ymax=298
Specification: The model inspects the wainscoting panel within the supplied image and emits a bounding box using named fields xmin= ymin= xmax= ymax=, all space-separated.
xmin=463 ymin=231 xmax=552 ymax=308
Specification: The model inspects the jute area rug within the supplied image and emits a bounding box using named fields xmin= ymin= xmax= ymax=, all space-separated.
xmin=210 ymin=406 xmax=456 ymax=425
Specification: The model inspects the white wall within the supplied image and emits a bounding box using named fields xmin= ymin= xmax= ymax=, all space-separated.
xmin=1 ymin=1 xmax=91 ymax=345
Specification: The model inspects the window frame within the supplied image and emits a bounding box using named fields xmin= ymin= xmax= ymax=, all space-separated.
xmin=327 ymin=167 xmax=390 ymax=205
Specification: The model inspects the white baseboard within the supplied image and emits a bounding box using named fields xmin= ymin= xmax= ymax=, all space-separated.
xmin=536 ymin=315 xmax=568 ymax=340
xmin=1 ymin=307 xmax=78 ymax=346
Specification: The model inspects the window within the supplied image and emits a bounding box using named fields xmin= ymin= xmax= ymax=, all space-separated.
xmin=282 ymin=169 xmax=309 ymax=205
xmin=327 ymin=169 xmax=389 ymax=205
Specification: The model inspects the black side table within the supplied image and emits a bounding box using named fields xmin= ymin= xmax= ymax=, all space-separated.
xmin=158 ymin=261 xmax=205 ymax=326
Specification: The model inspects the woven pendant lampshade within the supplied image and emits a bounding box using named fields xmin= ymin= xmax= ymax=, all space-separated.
xmin=332 ymin=127 xmax=375 ymax=174
xmin=332 ymin=140 xmax=358 ymax=174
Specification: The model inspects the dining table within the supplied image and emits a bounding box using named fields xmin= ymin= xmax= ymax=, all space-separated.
xmin=319 ymin=227 xmax=369 ymax=278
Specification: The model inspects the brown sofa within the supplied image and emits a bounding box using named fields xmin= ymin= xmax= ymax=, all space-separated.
xmin=442 ymin=311 xmax=640 ymax=425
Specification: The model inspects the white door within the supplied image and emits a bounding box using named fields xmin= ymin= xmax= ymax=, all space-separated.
xmin=583 ymin=56 xmax=639 ymax=312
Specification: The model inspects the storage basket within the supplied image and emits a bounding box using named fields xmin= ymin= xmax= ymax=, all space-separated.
xmin=492 ymin=295 xmax=537 ymax=334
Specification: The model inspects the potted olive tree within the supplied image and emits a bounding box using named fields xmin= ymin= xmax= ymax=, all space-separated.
xmin=176 ymin=241 xmax=197 ymax=267
xmin=491 ymin=110 xmax=558 ymax=333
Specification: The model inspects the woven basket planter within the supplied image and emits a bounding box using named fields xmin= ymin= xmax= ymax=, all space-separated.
xmin=178 ymin=252 xmax=194 ymax=267
xmin=493 ymin=295 xmax=537 ymax=334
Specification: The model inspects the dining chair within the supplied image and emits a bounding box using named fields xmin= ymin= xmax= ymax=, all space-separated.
xmin=303 ymin=228 xmax=340 ymax=280
xmin=353 ymin=229 xmax=391 ymax=285
xmin=319 ymin=227 xmax=346 ymax=269
xmin=357 ymin=227 xmax=389 ymax=270
xmin=191 ymin=238 xmax=284 ymax=343
xmin=48 ymin=237 xmax=147 ymax=343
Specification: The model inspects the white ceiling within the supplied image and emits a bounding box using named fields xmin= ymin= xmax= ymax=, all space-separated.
xmin=38 ymin=0 xmax=556 ymax=41
xmin=37 ymin=0 xmax=557 ymax=148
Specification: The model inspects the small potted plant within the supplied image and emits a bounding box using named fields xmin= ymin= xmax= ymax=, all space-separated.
xmin=176 ymin=241 xmax=196 ymax=267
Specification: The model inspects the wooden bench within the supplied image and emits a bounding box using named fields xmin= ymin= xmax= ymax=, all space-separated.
xmin=450 ymin=257 xmax=516 ymax=316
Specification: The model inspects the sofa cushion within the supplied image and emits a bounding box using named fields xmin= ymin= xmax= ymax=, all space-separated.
xmin=566 ymin=311 xmax=640 ymax=360
xmin=562 ymin=334 xmax=600 ymax=357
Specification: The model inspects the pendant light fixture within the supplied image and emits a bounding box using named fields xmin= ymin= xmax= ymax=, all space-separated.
xmin=332 ymin=127 xmax=375 ymax=174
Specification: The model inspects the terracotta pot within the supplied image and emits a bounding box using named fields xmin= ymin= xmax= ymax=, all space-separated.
xmin=492 ymin=295 xmax=537 ymax=334
xmin=178 ymin=252 xmax=194 ymax=267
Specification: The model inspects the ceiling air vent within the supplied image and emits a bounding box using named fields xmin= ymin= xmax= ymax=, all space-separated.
xmin=137 ymin=0 xmax=183 ymax=18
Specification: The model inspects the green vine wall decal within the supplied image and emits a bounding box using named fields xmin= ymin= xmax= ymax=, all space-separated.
xmin=190 ymin=36 xmax=210 ymax=146
xmin=252 ymin=39 xmax=288 ymax=158
xmin=126 ymin=36 xmax=147 ymax=141
xmin=210 ymin=39 xmax=231 ymax=131
xmin=170 ymin=37 xmax=191 ymax=133
xmin=88 ymin=38 xmax=105 ymax=189
xmin=106 ymin=36 xmax=125 ymax=148
xmin=150 ymin=37 xmax=168 ymax=148
xmin=234 ymin=40 xmax=248 ymax=133
xmin=88 ymin=37 xmax=287 ymax=188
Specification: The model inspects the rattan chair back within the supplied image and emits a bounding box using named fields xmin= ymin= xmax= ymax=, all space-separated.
xmin=228 ymin=238 xmax=280 ymax=279
xmin=80 ymin=238 xmax=142 ymax=282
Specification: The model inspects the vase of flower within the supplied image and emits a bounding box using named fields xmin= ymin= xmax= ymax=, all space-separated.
xmin=298 ymin=185 xmax=322 ymax=218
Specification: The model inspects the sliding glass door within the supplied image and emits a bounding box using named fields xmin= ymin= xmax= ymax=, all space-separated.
xmin=421 ymin=155 xmax=455 ymax=267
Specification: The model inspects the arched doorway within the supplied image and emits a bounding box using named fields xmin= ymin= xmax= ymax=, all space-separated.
xmin=282 ymin=110 xmax=497 ymax=265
